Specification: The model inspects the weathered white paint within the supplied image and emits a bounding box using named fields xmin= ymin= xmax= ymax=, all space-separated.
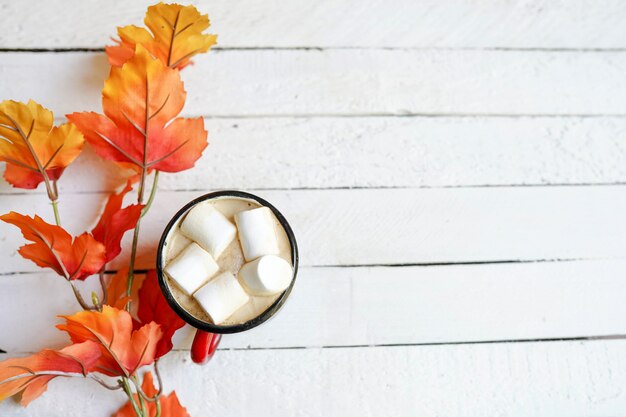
xmin=3 ymin=341 xmax=626 ymax=417
xmin=2 ymin=186 xmax=626 ymax=272
xmin=1 ymin=1 xmax=625 ymax=415
xmin=2 ymin=0 xmax=626 ymax=49
xmin=1 ymin=116 xmax=626 ymax=195
xmin=3 ymin=50 xmax=626 ymax=117
xmin=2 ymin=260 xmax=626 ymax=354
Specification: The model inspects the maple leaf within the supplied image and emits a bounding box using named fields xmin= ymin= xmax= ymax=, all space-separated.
xmin=0 ymin=212 xmax=106 ymax=280
xmin=104 ymin=267 xmax=146 ymax=310
xmin=112 ymin=372 xmax=190 ymax=417
xmin=138 ymin=270 xmax=185 ymax=358
xmin=106 ymin=3 xmax=217 ymax=70
xmin=0 ymin=341 xmax=101 ymax=406
xmin=57 ymin=306 xmax=162 ymax=377
xmin=0 ymin=100 xmax=84 ymax=190
xmin=67 ymin=45 xmax=208 ymax=174
xmin=92 ymin=180 xmax=144 ymax=262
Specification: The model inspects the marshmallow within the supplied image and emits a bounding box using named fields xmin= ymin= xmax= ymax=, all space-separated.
xmin=234 ymin=206 xmax=280 ymax=261
xmin=165 ymin=243 xmax=219 ymax=296
xmin=238 ymin=255 xmax=293 ymax=296
xmin=180 ymin=202 xmax=237 ymax=258
xmin=194 ymin=271 xmax=250 ymax=325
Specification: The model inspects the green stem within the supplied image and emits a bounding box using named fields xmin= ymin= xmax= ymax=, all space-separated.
xmin=122 ymin=377 xmax=143 ymax=417
xmin=141 ymin=171 xmax=159 ymax=218
xmin=126 ymin=167 xmax=147 ymax=303
xmin=132 ymin=376 xmax=149 ymax=416
xmin=51 ymin=199 xmax=61 ymax=226
xmin=155 ymin=397 xmax=162 ymax=417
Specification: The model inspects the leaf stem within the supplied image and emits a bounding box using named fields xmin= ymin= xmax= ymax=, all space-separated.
xmin=51 ymin=199 xmax=61 ymax=226
xmin=122 ymin=377 xmax=144 ymax=417
xmin=126 ymin=166 xmax=147 ymax=303
xmin=132 ymin=375 xmax=149 ymax=416
xmin=141 ymin=171 xmax=159 ymax=218
xmin=69 ymin=280 xmax=95 ymax=311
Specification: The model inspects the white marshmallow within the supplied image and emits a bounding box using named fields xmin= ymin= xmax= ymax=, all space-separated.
xmin=234 ymin=206 xmax=280 ymax=261
xmin=165 ymin=243 xmax=219 ymax=296
xmin=180 ymin=202 xmax=237 ymax=258
xmin=238 ymin=255 xmax=293 ymax=296
xmin=193 ymin=271 xmax=250 ymax=325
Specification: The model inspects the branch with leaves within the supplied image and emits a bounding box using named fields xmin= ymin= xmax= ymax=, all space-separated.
xmin=0 ymin=3 xmax=216 ymax=416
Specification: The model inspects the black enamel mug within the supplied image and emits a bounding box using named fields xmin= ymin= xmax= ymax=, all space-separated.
xmin=156 ymin=190 xmax=299 ymax=363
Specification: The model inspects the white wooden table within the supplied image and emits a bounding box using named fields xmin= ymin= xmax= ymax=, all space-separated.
xmin=2 ymin=1 xmax=626 ymax=415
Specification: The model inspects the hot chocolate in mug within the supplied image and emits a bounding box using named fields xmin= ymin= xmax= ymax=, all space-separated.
xmin=156 ymin=190 xmax=298 ymax=363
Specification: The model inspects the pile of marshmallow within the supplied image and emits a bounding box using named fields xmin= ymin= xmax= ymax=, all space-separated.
xmin=165 ymin=202 xmax=293 ymax=325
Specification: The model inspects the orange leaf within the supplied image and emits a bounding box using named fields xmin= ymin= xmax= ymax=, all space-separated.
xmin=0 ymin=341 xmax=101 ymax=406
xmin=92 ymin=180 xmax=144 ymax=262
xmin=104 ymin=267 xmax=146 ymax=310
xmin=112 ymin=372 xmax=190 ymax=417
xmin=0 ymin=212 xmax=106 ymax=280
xmin=0 ymin=100 xmax=84 ymax=189
xmin=57 ymin=306 xmax=162 ymax=377
xmin=138 ymin=270 xmax=185 ymax=358
xmin=68 ymin=46 xmax=207 ymax=174
xmin=106 ymin=3 xmax=216 ymax=70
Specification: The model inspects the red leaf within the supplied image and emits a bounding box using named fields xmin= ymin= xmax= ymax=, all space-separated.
xmin=92 ymin=180 xmax=144 ymax=262
xmin=57 ymin=306 xmax=162 ymax=377
xmin=138 ymin=270 xmax=185 ymax=358
xmin=0 ymin=341 xmax=101 ymax=406
xmin=1 ymin=212 xmax=106 ymax=280
xmin=103 ymin=267 xmax=146 ymax=310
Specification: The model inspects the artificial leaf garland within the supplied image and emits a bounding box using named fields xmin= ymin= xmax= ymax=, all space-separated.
xmin=0 ymin=3 xmax=215 ymax=415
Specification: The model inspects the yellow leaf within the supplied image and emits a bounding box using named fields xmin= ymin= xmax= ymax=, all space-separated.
xmin=0 ymin=100 xmax=84 ymax=189
xmin=106 ymin=3 xmax=217 ymax=70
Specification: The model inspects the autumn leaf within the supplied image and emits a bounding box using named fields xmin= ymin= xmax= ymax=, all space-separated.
xmin=0 ymin=212 xmax=106 ymax=280
xmin=57 ymin=306 xmax=162 ymax=377
xmin=0 ymin=341 xmax=101 ymax=406
xmin=104 ymin=267 xmax=146 ymax=310
xmin=106 ymin=3 xmax=216 ymax=70
xmin=67 ymin=45 xmax=207 ymax=174
xmin=138 ymin=270 xmax=185 ymax=358
xmin=92 ymin=180 xmax=144 ymax=262
xmin=112 ymin=372 xmax=190 ymax=417
xmin=0 ymin=100 xmax=84 ymax=190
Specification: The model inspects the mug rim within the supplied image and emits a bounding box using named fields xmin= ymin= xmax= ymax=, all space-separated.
xmin=156 ymin=190 xmax=299 ymax=334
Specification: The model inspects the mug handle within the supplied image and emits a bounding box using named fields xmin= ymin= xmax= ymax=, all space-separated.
xmin=191 ymin=329 xmax=222 ymax=364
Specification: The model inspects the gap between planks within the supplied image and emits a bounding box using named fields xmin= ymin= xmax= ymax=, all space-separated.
xmin=6 ymin=335 xmax=626 ymax=357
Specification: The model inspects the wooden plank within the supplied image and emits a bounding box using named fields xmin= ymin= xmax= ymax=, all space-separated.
xmin=2 ymin=116 xmax=626 ymax=195
xmin=2 ymin=260 xmax=626 ymax=353
xmin=2 ymin=186 xmax=626 ymax=272
xmin=2 ymin=0 xmax=626 ymax=49
xmin=3 ymin=341 xmax=626 ymax=416
xmin=3 ymin=50 xmax=626 ymax=117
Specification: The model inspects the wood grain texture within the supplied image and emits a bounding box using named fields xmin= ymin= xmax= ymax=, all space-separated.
xmin=2 ymin=260 xmax=626 ymax=354
xmin=1 ymin=116 xmax=626 ymax=195
xmin=2 ymin=0 xmax=626 ymax=49
xmin=3 ymin=50 xmax=626 ymax=117
xmin=2 ymin=186 xmax=626 ymax=272
xmin=3 ymin=341 xmax=626 ymax=417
